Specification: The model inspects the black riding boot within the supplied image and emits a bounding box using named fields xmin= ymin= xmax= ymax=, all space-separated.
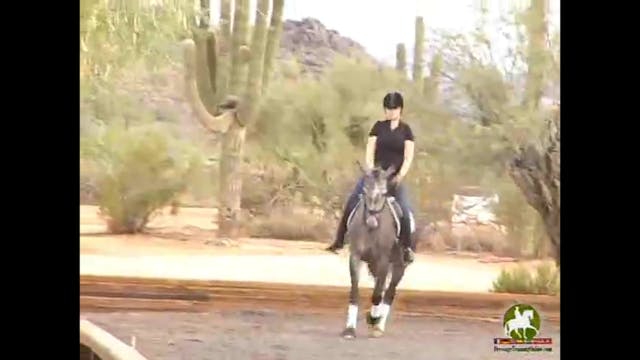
xmin=399 ymin=215 xmax=414 ymax=264
xmin=326 ymin=197 xmax=358 ymax=252
xmin=326 ymin=211 xmax=349 ymax=252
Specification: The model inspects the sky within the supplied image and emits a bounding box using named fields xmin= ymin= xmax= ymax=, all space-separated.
xmin=210 ymin=0 xmax=560 ymax=66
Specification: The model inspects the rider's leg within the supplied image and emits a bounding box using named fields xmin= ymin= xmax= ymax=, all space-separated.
xmin=326 ymin=177 xmax=365 ymax=252
xmin=392 ymin=182 xmax=415 ymax=263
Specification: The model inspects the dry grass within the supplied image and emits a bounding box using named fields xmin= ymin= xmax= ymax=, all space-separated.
xmin=247 ymin=210 xmax=335 ymax=243
xmin=416 ymin=221 xmax=512 ymax=256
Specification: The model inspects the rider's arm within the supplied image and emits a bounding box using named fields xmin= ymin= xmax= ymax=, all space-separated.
xmin=365 ymin=136 xmax=377 ymax=169
xmin=397 ymin=140 xmax=414 ymax=180
xmin=365 ymin=121 xmax=380 ymax=169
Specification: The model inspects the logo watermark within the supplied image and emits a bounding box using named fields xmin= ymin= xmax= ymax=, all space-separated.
xmin=494 ymin=303 xmax=553 ymax=353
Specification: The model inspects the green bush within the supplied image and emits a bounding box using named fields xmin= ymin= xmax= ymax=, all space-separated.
xmin=492 ymin=262 xmax=559 ymax=295
xmin=82 ymin=124 xmax=203 ymax=233
xmin=530 ymin=262 xmax=560 ymax=295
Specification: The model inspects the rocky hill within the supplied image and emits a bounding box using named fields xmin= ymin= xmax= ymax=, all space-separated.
xmin=278 ymin=17 xmax=378 ymax=75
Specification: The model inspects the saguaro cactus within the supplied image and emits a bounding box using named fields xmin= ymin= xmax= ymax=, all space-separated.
xmin=216 ymin=0 xmax=231 ymax=97
xmin=395 ymin=43 xmax=406 ymax=75
xmin=183 ymin=0 xmax=285 ymax=238
xmin=424 ymin=52 xmax=443 ymax=102
xmin=412 ymin=16 xmax=425 ymax=88
xmin=262 ymin=0 xmax=284 ymax=92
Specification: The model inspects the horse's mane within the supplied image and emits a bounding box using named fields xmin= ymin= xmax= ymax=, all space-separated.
xmin=368 ymin=167 xmax=385 ymax=181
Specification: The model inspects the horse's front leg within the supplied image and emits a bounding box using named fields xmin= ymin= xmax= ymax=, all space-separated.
xmin=342 ymin=254 xmax=361 ymax=339
xmin=377 ymin=261 xmax=406 ymax=333
xmin=367 ymin=261 xmax=390 ymax=338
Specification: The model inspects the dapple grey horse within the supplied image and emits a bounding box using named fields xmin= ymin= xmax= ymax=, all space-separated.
xmin=341 ymin=164 xmax=410 ymax=339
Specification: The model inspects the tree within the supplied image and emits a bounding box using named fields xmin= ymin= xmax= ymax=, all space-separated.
xmin=424 ymin=0 xmax=559 ymax=264
xmin=508 ymin=0 xmax=560 ymax=266
xmin=508 ymin=106 xmax=559 ymax=265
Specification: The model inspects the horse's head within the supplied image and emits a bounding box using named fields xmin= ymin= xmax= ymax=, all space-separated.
xmin=522 ymin=310 xmax=534 ymax=319
xmin=359 ymin=163 xmax=395 ymax=213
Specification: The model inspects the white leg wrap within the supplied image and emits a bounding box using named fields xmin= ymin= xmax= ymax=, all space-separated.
xmin=379 ymin=303 xmax=390 ymax=318
xmin=378 ymin=303 xmax=390 ymax=331
xmin=370 ymin=304 xmax=380 ymax=318
xmin=346 ymin=304 xmax=358 ymax=329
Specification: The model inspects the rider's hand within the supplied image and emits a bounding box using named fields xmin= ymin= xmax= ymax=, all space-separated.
xmin=391 ymin=175 xmax=403 ymax=185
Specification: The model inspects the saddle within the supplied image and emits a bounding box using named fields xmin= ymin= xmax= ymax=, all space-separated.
xmin=346 ymin=196 xmax=413 ymax=239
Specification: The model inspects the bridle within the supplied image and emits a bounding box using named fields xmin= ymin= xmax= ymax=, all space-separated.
xmin=362 ymin=178 xmax=389 ymax=217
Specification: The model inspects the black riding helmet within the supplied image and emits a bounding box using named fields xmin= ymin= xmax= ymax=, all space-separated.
xmin=383 ymin=92 xmax=404 ymax=110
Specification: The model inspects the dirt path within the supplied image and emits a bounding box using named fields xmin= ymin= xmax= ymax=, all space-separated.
xmin=83 ymin=310 xmax=559 ymax=360
xmin=80 ymin=205 xmax=551 ymax=293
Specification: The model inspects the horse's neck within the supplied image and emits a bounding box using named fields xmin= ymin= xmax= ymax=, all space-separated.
xmin=364 ymin=197 xmax=389 ymax=213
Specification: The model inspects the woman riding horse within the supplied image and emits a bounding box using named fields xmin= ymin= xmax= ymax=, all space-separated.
xmin=326 ymin=91 xmax=416 ymax=264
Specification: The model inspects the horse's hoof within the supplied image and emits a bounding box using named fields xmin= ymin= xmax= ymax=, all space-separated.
xmin=370 ymin=327 xmax=384 ymax=338
xmin=341 ymin=327 xmax=356 ymax=339
xmin=325 ymin=246 xmax=341 ymax=254
xmin=366 ymin=312 xmax=381 ymax=326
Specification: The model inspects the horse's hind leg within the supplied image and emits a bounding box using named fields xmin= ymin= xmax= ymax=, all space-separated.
xmin=342 ymin=254 xmax=361 ymax=339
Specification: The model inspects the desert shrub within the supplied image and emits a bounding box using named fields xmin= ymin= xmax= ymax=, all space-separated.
xmin=492 ymin=262 xmax=559 ymax=295
xmin=492 ymin=266 xmax=533 ymax=294
xmin=415 ymin=223 xmax=448 ymax=253
xmin=451 ymin=224 xmax=510 ymax=255
xmin=530 ymin=262 xmax=560 ymax=295
xmin=248 ymin=210 xmax=334 ymax=242
xmin=240 ymin=160 xmax=298 ymax=215
xmin=81 ymin=123 xmax=204 ymax=233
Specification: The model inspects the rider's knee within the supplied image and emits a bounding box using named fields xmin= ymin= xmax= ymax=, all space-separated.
xmin=401 ymin=206 xmax=415 ymax=234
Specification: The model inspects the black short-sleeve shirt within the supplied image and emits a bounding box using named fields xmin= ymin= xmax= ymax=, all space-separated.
xmin=368 ymin=120 xmax=415 ymax=177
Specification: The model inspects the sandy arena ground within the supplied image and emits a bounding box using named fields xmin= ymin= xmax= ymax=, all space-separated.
xmin=83 ymin=310 xmax=559 ymax=360
xmin=80 ymin=205 xmax=560 ymax=360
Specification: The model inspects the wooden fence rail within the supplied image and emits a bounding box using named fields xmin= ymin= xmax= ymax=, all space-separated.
xmin=80 ymin=319 xmax=148 ymax=360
